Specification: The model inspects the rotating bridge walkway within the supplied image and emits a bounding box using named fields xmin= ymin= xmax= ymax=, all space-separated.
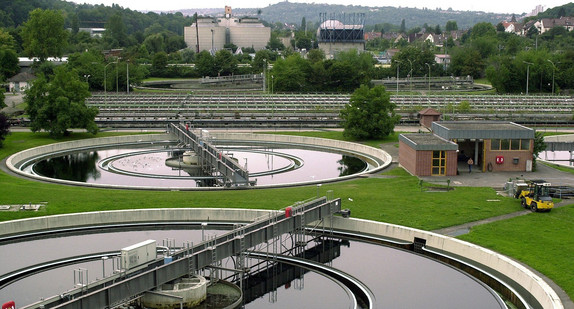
xmin=168 ymin=122 xmax=254 ymax=186
xmin=545 ymin=141 xmax=574 ymax=152
xmin=22 ymin=197 xmax=343 ymax=309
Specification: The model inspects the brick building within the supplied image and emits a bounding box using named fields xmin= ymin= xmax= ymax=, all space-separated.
xmin=399 ymin=121 xmax=535 ymax=176
xmin=418 ymin=107 xmax=441 ymax=129
xmin=399 ymin=133 xmax=458 ymax=176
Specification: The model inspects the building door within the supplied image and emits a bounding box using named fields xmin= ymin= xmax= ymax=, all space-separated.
xmin=432 ymin=150 xmax=446 ymax=176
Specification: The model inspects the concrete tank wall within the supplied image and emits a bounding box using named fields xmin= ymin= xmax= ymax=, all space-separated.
xmin=0 ymin=209 xmax=563 ymax=309
xmin=5 ymin=132 xmax=391 ymax=189
xmin=324 ymin=216 xmax=563 ymax=309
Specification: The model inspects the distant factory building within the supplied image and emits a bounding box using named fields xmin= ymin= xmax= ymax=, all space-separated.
xmin=184 ymin=6 xmax=271 ymax=53
xmin=317 ymin=13 xmax=365 ymax=57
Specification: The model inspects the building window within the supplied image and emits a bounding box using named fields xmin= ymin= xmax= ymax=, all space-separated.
xmin=432 ymin=150 xmax=446 ymax=176
xmin=491 ymin=139 xmax=531 ymax=151
xmin=491 ymin=139 xmax=500 ymax=150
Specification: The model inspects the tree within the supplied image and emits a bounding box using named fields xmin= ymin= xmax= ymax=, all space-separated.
xmin=195 ymin=50 xmax=216 ymax=77
xmin=266 ymin=31 xmax=286 ymax=51
xmin=340 ymin=85 xmax=400 ymax=140
xmin=445 ymin=20 xmax=458 ymax=32
xmin=0 ymin=28 xmax=16 ymax=50
xmin=143 ymin=33 xmax=165 ymax=54
xmin=450 ymin=47 xmax=485 ymax=78
xmin=434 ymin=24 xmax=442 ymax=35
xmin=104 ymin=12 xmax=129 ymax=48
xmin=151 ymin=51 xmax=168 ymax=76
xmin=471 ymin=22 xmax=497 ymax=40
xmin=21 ymin=9 xmax=68 ymax=61
xmin=400 ymin=19 xmax=406 ymax=33
xmin=214 ymin=49 xmax=238 ymax=76
xmin=0 ymin=48 xmax=19 ymax=80
xmin=392 ymin=46 xmax=435 ymax=78
xmin=532 ymin=131 xmax=546 ymax=171
xmin=307 ymin=49 xmax=325 ymax=63
xmin=0 ymin=89 xmax=5 ymax=109
xmin=0 ymin=112 xmax=9 ymax=148
xmin=25 ymin=66 xmax=98 ymax=138
xmin=270 ymin=54 xmax=310 ymax=92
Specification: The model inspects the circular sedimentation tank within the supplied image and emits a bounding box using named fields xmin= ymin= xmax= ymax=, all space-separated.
xmin=1 ymin=133 xmax=565 ymax=309
xmin=0 ymin=209 xmax=564 ymax=309
xmin=6 ymin=132 xmax=390 ymax=189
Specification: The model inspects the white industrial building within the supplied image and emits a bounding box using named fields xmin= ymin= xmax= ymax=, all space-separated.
xmin=184 ymin=7 xmax=271 ymax=53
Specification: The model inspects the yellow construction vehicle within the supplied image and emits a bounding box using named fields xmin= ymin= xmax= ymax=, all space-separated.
xmin=513 ymin=179 xmax=554 ymax=212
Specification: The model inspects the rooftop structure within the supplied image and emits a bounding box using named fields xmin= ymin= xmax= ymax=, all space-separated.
xmin=184 ymin=7 xmax=270 ymax=53
xmin=317 ymin=13 xmax=365 ymax=57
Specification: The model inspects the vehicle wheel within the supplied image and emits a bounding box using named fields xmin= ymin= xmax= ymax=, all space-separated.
xmin=521 ymin=198 xmax=527 ymax=208
xmin=530 ymin=203 xmax=538 ymax=212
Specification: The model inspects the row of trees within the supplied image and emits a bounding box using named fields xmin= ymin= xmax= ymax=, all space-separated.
xmin=365 ymin=19 xmax=574 ymax=94
xmin=7 ymin=5 xmax=574 ymax=95
xmin=3 ymin=3 xmax=574 ymax=139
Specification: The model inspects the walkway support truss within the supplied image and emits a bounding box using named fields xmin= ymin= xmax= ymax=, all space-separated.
xmin=168 ymin=123 xmax=254 ymax=186
xmin=26 ymin=197 xmax=341 ymax=309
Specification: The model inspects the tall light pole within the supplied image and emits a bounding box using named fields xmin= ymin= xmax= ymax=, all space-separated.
xmin=83 ymin=74 xmax=90 ymax=90
xmin=407 ymin=59 xmax=413 ymax=92
xmin=523 ymin=61 xmax=533 ymax=95
xmin=395 ymin=60 xmax=401 ymax=95
xmin=425 ymin=63 xmax=431 ymax=92
xmin=210 ymin=29 xmax=214 ymax=54
xmin=116 ymin=61 xmax=119 ymax=94
xmin=104 ymin=61 xmax=117 ymax=103
xmin=263 ymin=59 xmax=266 ymax=92
xmin=547 ymin=59 xmax=557 ymax=96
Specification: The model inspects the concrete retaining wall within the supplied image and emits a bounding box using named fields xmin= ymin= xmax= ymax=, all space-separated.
xmin=0 ymin=208 xmax=276 ymax=237
xmin=0 ymin=209 xmax=563 ymax=309
xmin=324 ymin=216 xmax=563 ymax=309
xmin=5 ymin=132 xmax=391 ymax=189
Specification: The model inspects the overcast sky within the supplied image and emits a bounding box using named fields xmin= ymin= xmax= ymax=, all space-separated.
xmin=69 ymin=0 xmax=571 ymax=15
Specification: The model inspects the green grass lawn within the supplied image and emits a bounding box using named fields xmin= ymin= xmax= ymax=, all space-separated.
xmin=458 ymin=205 xmax=574 ymax=298
xmin=1 ymin=130 xmax=573 ymax=303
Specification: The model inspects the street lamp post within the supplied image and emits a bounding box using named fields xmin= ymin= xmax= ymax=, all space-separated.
xmin=395 ymin=60 xmax=401 ymax=95
xmin=210 ymin=29 xmax=214 ymax=54
xmin=83 ymin=74 xmax=90 ymax=89
xmin=547 ymin=59 xmax=556 ymax=96
xmin=425 ymin=63 xmax=431 ymax=92
xmin=523 ymin=61 xmax=533 ymax=95
xmin=407 ymin=59 xmax=413 ymax=92
xmin=116 ymin=61 xmax=119 ymax=94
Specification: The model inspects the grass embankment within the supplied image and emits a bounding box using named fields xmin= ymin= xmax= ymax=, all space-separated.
xmin=0 ymin=132 xmax=517 ymax=230
xmin=1 ymin=130 xmax=574 ymax=301
xmin=459 ymin=205 xmax=574 ymax=298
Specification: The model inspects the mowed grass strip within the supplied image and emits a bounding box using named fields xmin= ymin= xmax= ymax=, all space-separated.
xmin=1 ymin=131 xmax=518 ymax=230
xmin=2 ymin=130 xmax=573 ymax=301
xmin=458 ymin=205 xmax=574 ymax=299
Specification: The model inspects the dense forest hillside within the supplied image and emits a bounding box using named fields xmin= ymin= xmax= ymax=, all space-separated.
xmin=1 ymin=0 xmax=517 ymax=33
xmin=0 ymin=0 xmax=194 ymax=35
xmin=208 ymin=2 xmax=513 ymax=30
